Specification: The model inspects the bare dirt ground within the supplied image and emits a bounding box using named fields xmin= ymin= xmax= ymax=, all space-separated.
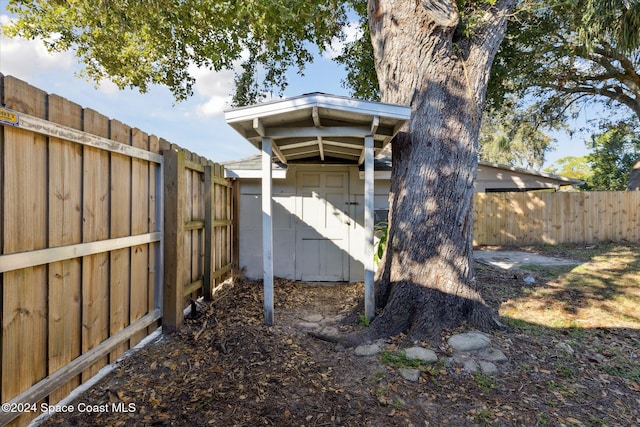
xmin=39 ymin=243 xmax=640 ymax=426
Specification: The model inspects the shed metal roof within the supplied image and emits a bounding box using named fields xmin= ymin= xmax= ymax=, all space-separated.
xmin=224 ymin=93 xmax=411 ymax=164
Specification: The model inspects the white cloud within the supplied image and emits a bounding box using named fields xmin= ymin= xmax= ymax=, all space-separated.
xmin=323 ymin=20 xmax=363 ymax=60
xmin=189 ymin=65 xmax=237 ymax=117
xmin=0 ymin=15 xmax=75 ymax=79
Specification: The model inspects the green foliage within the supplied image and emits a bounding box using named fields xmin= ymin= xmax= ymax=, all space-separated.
xmin=479 ymin=106 xmax=555 ymax=169
xmin=578 ymin=0 xmax=640 ymax=54
xmin=544 ymin=156 xmax=593 ymax=184
xmin=586 ymin=120 xmax=640 ymax=190
xmin=379 ymin=350 xmax=421 ymax=369
xmin=488 ymin=0 xmax=640 ymax=127
xmin=359 ymin=314 xmax=370 ymax=327
xmin=472 ymin=372 xmax=495 ymax=391
xmin=4 ymin=0 xmax=347 ymax=102
xmin=373 ymin=222 xmax=388 ymax=266
xmin=334 ymin=0 xmax=379 ymax=101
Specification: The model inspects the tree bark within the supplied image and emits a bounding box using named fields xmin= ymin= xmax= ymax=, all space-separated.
xmin=329 ymin=0 xmax=515 ymax=347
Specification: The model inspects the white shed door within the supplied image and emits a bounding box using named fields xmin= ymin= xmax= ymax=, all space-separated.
xmin=295 ymin=172 xmax=350 ymax=281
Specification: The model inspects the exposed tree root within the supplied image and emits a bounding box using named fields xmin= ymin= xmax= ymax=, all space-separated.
xmin=310 ymin=280 xmax=502 ymax=348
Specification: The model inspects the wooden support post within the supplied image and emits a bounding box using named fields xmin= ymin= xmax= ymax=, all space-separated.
xmin=262 ymin=137 xmax=274 ymax=326
xmin=203 ymin=164 xmax=213 ymax=300
xmin=232 ymin=179 xmax=240 ymax=273
xmin=163 ymin=148 xmax=185 ymax=333
xmin=364 ymin=135 xmax=375 ymax=320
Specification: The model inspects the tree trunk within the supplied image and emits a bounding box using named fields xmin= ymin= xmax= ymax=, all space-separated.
xmin=329 ymin=0 xmax=515 ymax=347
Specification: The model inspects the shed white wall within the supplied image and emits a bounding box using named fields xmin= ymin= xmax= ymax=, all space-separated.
xmin=237 ymin=163 xmax=573 ymax=282
xmin=238 ymin=164 xmax=390 ymax=282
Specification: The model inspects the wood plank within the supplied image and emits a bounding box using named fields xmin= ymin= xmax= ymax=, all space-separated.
xmin=0 ymin=233 xmax=161 ymax=272
xmin=148 ymin=135 xmax=160 ymax=334
xmin=472 ymin=193 xmax=485 ymax=246
xmin=631 ymin=192 xmax=640 ymax=242
xmin=204 ymin=166 xmax=213 ymax=299
xmin=582 ymin=192 xmax=594 ymax=243
xmin=47 ymin=94 xmax=83 ymax=404
xmin=109 ymin=119 xmax=132 ymax=361
xmin=0 ymin=309 xmax=161 ymax=427
xmin=81 ymin=108 xmax=110 ymax=381
xmin=185 ymin=167 xmax=195 ymax=299
xmin=611 ymin=191 xmax=622 ymax=241
xmin=1 ymin=76 xmax=48 ymax=426
xmin=11 ymin=111 xmax=162 ymax=164
xmin=130 ymin=128 xmax=149 ymax=347
xmin=194 ymin=168 xmax=204 ymax=297
xmin=0 ymin=77 xmax=3 ymax=406
xmin=232 ymin=180 xmax=240 ymax=272
xmin=163 ymin=149 xmax=185 ymax=332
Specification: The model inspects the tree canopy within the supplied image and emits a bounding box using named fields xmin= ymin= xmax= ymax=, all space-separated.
xmin=586 ymin=120 xmax=640 ymax=190
xmin=478 ymin=105 xmax=554 ymax=168
xmin=4 ymin=0 xmax=348 ymax=102
xmin=544 ymin=156 xmax=593 ymax=184
xmin=488 ymin=0 xmax=640 ymax=123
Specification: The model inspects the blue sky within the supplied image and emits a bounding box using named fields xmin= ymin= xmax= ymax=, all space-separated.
xmin=0 ymin=8 xmax=592 ymax=167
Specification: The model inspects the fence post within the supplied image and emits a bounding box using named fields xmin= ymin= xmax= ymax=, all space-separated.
xmin=163 ymin=148 xmax=185 ymax=333
xmin=203 ymin=164 xmax=213 ymax=300
xmin=232 ymin=179 xmax=240 ymax=273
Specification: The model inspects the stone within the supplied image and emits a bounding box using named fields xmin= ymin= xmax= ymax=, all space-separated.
xmin=478 ymin=348 xmax=508 ymax=363
xmin=404 ymin=347 xmax=438 ymax=363
xmin=479 ymin=361 xmax=498 ymax=375
xmin=555 ymin=342 xmax=574 ymax=354
xmin=297 ymin=322 xmax=320 ymax=329
xmin=354 ymin=343 xmax=381 ymax=357
xmin=448 ymin=332 xmax=491 ymax=352
xmin=398 ymin=368 xmax=421 ymax=382
xmin=463 ymin=359 xmax=479 ymax=373
xmin=302 ymin=314 xmax=324 ymax=323
xmin=320 ymin=326 xmax=339 ymax=336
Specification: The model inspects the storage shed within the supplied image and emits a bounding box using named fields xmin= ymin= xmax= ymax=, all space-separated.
xmin=224 ymin=93 xmax=411 ymax=323
xmin=223 ymin=93 xmax=581 ymax=324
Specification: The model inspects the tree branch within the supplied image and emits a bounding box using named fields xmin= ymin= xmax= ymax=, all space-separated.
xmin=421 ymin=0 xmax=458 ymax=27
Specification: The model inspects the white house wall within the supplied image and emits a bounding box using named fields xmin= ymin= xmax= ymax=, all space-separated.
xmin=476 ymin=164 xmax=563 ymax=191
xmin=238 ymin=164 xmax=391 ymax=282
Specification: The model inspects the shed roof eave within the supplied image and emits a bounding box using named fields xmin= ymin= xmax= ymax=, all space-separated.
xmin=224 ymin=92 xmax=411 ymax=124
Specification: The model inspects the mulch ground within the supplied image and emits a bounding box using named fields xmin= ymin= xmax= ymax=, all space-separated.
xmin=39 ymin=246 xmax=640 ymax=426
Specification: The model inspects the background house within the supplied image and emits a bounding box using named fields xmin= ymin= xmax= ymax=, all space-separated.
xmin=224 ymin=154 xmax=581 ymax=282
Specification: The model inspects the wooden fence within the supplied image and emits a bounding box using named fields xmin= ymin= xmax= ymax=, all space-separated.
xmin=0 ymin=75 xmax=234 ymax=426
xmin=474 ymin=191 xmax=640 ymax=246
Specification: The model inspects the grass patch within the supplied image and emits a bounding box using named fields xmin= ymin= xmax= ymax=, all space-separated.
xmin=500 ymin=244 xmax=640 ymax=330
xmin=379 ymin=350 xmax=421 ymax=369
xmin=472 ymin=372 xmax=495 ymax=392
xmin=519 ymin=264 xmax=575 ymax=278
xmin=359 ymin=314 xmax=370 ymax=327
xmin=603 ymin=365 xmax=640 ymax=382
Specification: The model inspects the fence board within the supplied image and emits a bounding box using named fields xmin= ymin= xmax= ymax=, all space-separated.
xmin=47 ymin=94 xmax=83 ymax=404
xmin=163 ymin=149 xmax=185 ymax=333
xmin=148 ymin=135 xmax=160 ymax=335
xmin=1 ymin=76 xmax=48 ymax=426
xmin=0 ymin=75 xmax=234 ymax=426
xmin=474 ymin=191 xmax=640 ymax=246
xmin=109 ymin=120 xmax=132 ymax=362
xmin=81 ymin=108 xmax=111 ymax=382
xmin=130 ymin=128 xmax=150 ymax=347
